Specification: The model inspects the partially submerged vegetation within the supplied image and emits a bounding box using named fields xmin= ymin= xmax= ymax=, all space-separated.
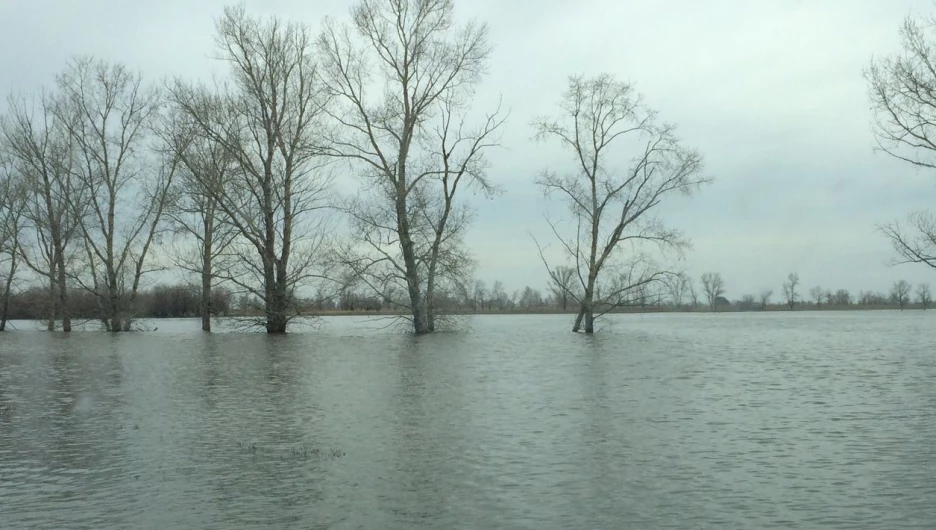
xmin=4 ymin=2 xmax=936 ymax=334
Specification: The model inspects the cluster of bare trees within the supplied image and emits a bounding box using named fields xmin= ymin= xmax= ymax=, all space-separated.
xmin=1 ymin=8 xmax=341 ymax=333
xmin=0 ymin=1 xmax=509 ymax=334
xmin=1 ymin=0 xmax=713 ymax=335
xmin=1 ymin=59 xmax=177 ymax=332
xmin=675 ymin=270 xmax=931 ymax=312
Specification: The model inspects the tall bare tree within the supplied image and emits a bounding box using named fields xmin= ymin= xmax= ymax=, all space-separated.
xmin=318 ymin=0 xmax=505 ymax=334
xmin=782 ymin=272 xmax=800 ymax=310
xmin=868 ymin=14 xmax=936 ymax=270
xmin=158 ymin=112 xmax=240 ymax=332
xmin=759 ymin=289 xmax=773 ymax=311
xmin=1 ymin=91 xmax=84 ymax=331
xmin=891 ymin=279 xmax=911 ymax=310
xmin=55 ymin=57 xmax=175 ymax=332
xmin=917 ymin=282 xmax=931 ymax=310
xmin=0 ymin=157 xmax=26 ymax=331
xmin=809 ymin=285 xmax=824 ymax=310
xmin=700 ymin=272 xmax=725 ymax=311
xmin=532 ymin=74 xmax=707 ymax=333
xmin=170 ymin=6 xmax=334 ymax=333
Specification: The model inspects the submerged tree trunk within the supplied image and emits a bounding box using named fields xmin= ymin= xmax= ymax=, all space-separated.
xmin=0 ymin=269 xmax=13 ymax=331
xmin=47 ymin=272 xmax=56 ymax=331
xmin=262 ymin=258 xmax=291 ymax=334
xmin=265 ymin=306 xmax=288 ymax=333
xmin=397 ymin=189 xmax=428 ymax=334
xmin=265 ymin=283 xmax=289 ymax=334
xmin=201 ymin=214 xmax=213 ymax=332
xmin=573 ymin=304 xmax=596 ymax=333
xmin=201 ymin=271 xmax=212 ymax=332
xmin=572 ymin=268 xmax=598 ymax=333
xmin=56 ymin=249 xmax=71 ymax=332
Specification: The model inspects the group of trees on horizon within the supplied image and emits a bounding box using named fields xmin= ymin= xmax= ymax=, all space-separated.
xmin=3 ymin=2 xmax=936 ymax=334
xmin=1 ymin=270 xmax=927 ymax=329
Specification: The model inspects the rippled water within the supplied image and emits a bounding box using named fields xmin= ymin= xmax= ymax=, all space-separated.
xmin=1 ymin=311 xmax=935 ymax=529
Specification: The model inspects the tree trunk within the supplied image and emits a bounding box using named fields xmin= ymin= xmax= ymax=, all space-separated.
xmin=573 ymin=273 xmax=598 ymax=333
xmin=56 ymin=249 xmax=71 ymax=332
xmin=265 ymin=287 xmax=288 ymax=333
xmin=107 ymin=279 xmax=129 ymax=332
xmin=0 ymin=277 xmax=12 ymax=331
xmin=0 ymin=295 xmax=9 ymax=331
xmin=47 ymin=273 xmax=56 ymax=331
xmin=265 ymin=259 xmax=289 ymax=334
xmin=397 ymin=197 xmax=427 ymax=334
xmin=266 ymin=311 xmax=288 ymax=333
xmin=201 ymin=217 xmax=213 ymax=332
xmin=572 ymin=302 xmax=596 ymax=333
xmin=572 ymin=304 xmax=585 ymax=332
xmin=201 ymin=270 xmax=212 ymax=332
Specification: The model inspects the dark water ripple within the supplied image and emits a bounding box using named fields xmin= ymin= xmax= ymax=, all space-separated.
xmin=1 ymin=311 xmax=935 ymax=529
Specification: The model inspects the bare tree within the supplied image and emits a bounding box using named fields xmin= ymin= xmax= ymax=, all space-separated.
xmin=739 ymin=294 xmax=756 ymax=311
xmin=759 ymin=289 xmax=773 ymax=311
xmin=318 ymin=0 xmax=505 ymax=334
xmin=700 ymin=272 xmax=725 ymax=311
xmin=158 ymin=115 xmax=240 ymax=332
xmin=832 ymin=289 xmax=851 ymax=306
xmin=809 ymin=285 xmax=824 ymax=310
xmin=471 ymin=279 xmax=486 ymax=311
xmin=532 ymin=74 xmax=707 ymax=332
xmin=0 ymin=157 xmax=26 ymax=330
xmin=170 ymin=7 xmax=334 ymax=333
xmin=517 ymin=286 xmax=544 ymax=309
xmin=55 ymin=57 xmax=176 ymax=332
xmin=547 ymin=265 xmax=577 ymax=311
xmin=891 ymin=279 xmax=911 ymax=310
xmin=1 ymin=90 xmax=84 ymax=331
xmin=782 ymin=272 xmax=800 ymax=310
xmin=687 ymin=276 xmax=699 ymax=309
xmin=666 ymin=271 xmax=691 ymax=309
xmin=867 ymin=15 xmax=936 ymax=271
xmin=917 ymin=282 xmax=931 ymax=310
xmin=490 ymin=280 xmax=509 ymax=310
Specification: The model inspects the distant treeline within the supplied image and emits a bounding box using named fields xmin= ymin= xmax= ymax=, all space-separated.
xmin=4 ymin=279 xmax=928 ymax=325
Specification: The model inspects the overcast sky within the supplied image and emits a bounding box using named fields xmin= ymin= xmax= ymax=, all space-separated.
xmin=2 ymin=0 xmax=935 ymax=299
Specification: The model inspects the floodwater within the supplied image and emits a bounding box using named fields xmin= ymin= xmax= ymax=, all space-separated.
xmin=1 ymin=311 xmax=935 ymax=529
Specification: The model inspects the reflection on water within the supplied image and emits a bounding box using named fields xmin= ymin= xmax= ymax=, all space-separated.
xmin=2 ymin=312 xmax=936 ymax=529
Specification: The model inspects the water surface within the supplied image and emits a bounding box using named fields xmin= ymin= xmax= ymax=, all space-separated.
xmin=2 ymin=312 xmax=935 ymax=529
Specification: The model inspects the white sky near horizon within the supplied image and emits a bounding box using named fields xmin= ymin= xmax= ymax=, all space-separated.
xmin=2 ymin=0 xmax=936 ymax=300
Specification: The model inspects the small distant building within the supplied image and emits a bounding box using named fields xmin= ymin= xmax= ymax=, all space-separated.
xmin=714 ymin=296 xmax=731 ymax=309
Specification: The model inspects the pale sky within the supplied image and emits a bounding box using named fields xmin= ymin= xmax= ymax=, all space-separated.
xmin=2 ymin=0 xmax=936 ymax=299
